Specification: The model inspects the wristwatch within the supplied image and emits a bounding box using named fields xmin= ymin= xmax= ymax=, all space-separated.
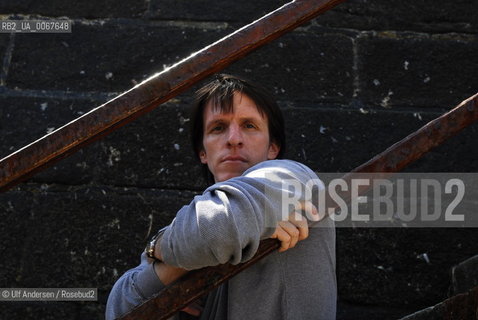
xmin=146 ymin=228 xmax=165 ymax=261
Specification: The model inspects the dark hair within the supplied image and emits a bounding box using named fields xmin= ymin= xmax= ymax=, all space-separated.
xmin=190 ymin=74 xmax=286 ymax=180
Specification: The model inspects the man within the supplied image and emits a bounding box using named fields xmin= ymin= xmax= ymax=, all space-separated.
xmin=106 ymin=74 xmax=336 ymax=319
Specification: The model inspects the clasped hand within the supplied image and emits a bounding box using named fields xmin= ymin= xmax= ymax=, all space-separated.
xmin=270 ymin=201 xmax=319 ymax=252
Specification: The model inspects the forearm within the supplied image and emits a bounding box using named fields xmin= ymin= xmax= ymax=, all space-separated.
xmin=149 ymin=228 xmax=189 ymax=284
xmin=106 ymin=253 xmax=167 ymax=320
xmin=153 ymin=262 xmax=188 ymax=285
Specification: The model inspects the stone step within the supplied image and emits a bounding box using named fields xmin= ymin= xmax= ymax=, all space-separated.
xmin=398 ymin=255 xmax=478 ymax=320
xmin=399 ymin=285 xmax=478 ymax=320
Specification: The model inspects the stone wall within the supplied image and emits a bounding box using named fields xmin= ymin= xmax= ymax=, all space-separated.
xmin=0 ymin=0 xmax=477 ymax=319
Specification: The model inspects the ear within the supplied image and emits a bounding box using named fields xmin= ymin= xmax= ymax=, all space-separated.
xmin=199 ymin=150 xmax=208 ymax=164
xmin=267 ymin=142 xmax=280 ymax=160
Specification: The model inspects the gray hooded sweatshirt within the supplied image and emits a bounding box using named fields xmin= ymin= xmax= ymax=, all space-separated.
xmin=106 ymin=159 xmax=336 ymax=320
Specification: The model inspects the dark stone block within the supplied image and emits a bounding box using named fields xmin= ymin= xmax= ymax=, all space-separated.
xmin=138 ymin=28 xmax=355 ymax=104
xmin=8 ymin=22 xmax=354 ymax=105
xmin=283 ymin=106 xmax=424 ymax=172
xmin=0 ymin=96 xmax=103 ymax=185
xmin=399 ymin=286 xmax=478 ymax=320
xmin=357 ymin=33 xmax=478 ymax=108
xmin=0 ymin=97 xmax=98 ymax=158
xmin=148 ymin=0 xmax=285 ymax=23
xmin=8 ymin=22 xmax=229 ymax=92
xmin=0 ymin=34 xmax=8 ymax=45
xmin=0 ymin=0 xmax=147 ymax=18
xmin=0 ymin=34 xmax=10 ymax=83
xmin=451 ymin=255 xmax=478 ymax=295
xmin=92 ymin=100 xmax=209 ymax=190
xmin=319 ymin=0 xmax=477 ymax=33
xmin=337 ymin=228 xmax=478 ymax=308
xmin=0 ymin=189 xmax=31 ymax=287
xmin=0 ymin=302 xmax=79 ymax=320
xmin=337 ymin=300 xmax=418 ymax=320
xmin=223 ymin=29 xmax=355 ymax=104
xmin=405 ymin=119 xmax=478 ymax=173
xmin=0 ymin=96 xmax=204 ymax=189
xmin=32 ymin=145 xmax=103 ymax=186
xmin=399 ymin=305 xmax=444 ymax=320
xmin=0 ymin=96 xmax=207 ymax=189
xmin=0 ymin=184 xmax=196 ymax=291
xmin=283 ymin=106 xmax=478 ymax=173
xmin=78 ymin=303 xmax=106 ymax=320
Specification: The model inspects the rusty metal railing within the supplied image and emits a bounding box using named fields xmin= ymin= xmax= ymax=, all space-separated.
xmin=0 ymin=0 xmax=347 ymax=192
xmin=119 ymin=92 xmax=478 ymax=320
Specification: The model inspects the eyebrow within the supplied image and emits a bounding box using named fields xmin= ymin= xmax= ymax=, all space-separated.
xmin=205 ymin=115 xmax=263 ymax=127
xmin=204 ymin=119 xmax=225 ymax=130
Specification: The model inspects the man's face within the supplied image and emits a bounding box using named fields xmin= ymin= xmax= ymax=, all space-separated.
xmin=199 ymin=92 xmax=280 ymax=182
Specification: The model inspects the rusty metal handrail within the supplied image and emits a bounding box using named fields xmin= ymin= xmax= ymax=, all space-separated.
xmin=0 ymin=0 xmax=347 ymax=192
xmin=120 ymin=93 xmax=478 ymax=320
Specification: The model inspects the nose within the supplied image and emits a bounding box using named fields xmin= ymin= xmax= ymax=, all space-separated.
xmin=227 ymin=124 xmax=243 ymax=147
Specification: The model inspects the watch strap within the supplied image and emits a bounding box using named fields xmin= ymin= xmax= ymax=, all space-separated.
xmin=146 ymin=228 xmax=165 ymax=260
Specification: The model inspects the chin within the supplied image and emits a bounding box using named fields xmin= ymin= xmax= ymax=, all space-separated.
xmin=216 ymin=170 xmax=244 ymax=182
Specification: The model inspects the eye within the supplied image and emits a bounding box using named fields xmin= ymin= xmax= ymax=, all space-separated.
xmin=210 ymin=124 xmax=224 ymax=133
xmin=244 ymin=122 xmax=256 ymax=129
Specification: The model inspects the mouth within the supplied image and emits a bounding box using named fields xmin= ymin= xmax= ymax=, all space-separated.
xmin=221 ymin=156 xmax=247 ymax=163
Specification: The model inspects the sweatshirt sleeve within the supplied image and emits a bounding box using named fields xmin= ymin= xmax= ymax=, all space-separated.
xmin=105 ymin=252 xmax=166 ymax=320
xmin=159 ymin=159 xmax=323 ymax=270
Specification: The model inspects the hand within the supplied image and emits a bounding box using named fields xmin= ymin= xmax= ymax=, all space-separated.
xmin=270 ymin=201 xmax=318 ymax=252
xmin=153 ymin=262 xmax=188 ymax=285
xmin=181 ymin=300 xmax=204 ymax=317
xmin=153 ymin=262 xmax=203 ymax=317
